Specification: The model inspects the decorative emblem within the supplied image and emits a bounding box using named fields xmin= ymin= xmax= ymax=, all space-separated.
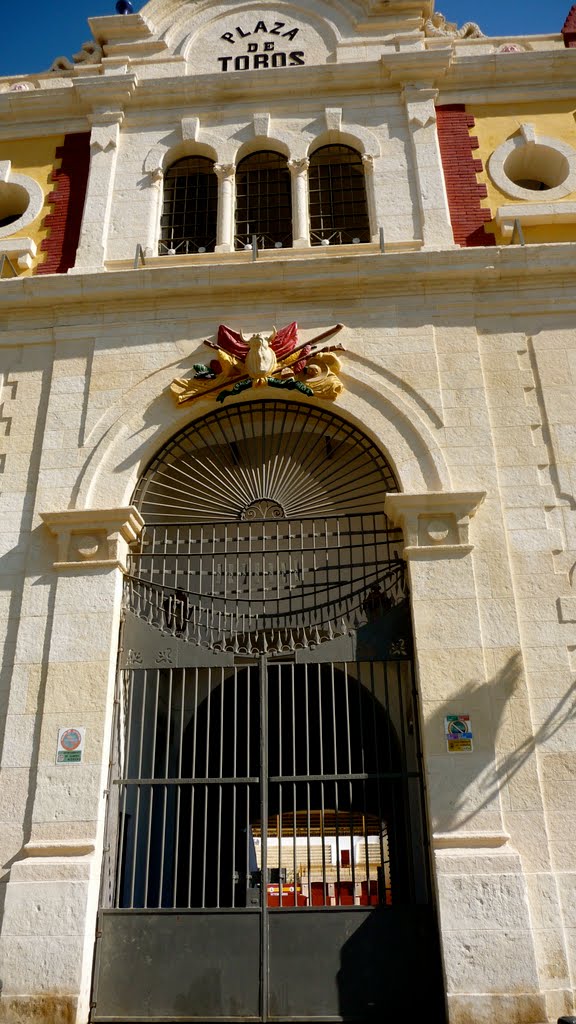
xmin=171 ymin=322 xmax=345 ymax=405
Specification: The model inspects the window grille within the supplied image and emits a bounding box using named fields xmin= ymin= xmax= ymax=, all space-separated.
xmin=235 ymin=151 xmax=293 ymax=250
xmin=308 ymin=145 xmax=371 ymax=246
xmin=159 ymin=156 xmax=218 ymax=255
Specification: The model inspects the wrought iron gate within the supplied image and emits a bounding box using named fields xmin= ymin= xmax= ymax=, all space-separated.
xmin=91 ymin=403 xmax=445 ymax=1023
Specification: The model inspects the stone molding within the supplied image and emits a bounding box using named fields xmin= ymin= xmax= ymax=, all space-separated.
xmin=3 ymin=244 xmax=576 ymax=315
xmin=433 ymin=831 xmax=510 ymax=850
xmin=41 ymin=506 xmax=144 ymax=571
xmin=496 ymin=200 xmax=576 ymax=236
xmin=0 ymin=236 xmax=37 ymax=270
xmin=384 ymin=491 xmax=486 ymax=557
xmin=0 ymin=161 xmax=46 ymax=241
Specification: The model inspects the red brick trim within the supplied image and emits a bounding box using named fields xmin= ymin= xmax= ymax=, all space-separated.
xmin=36 ymin=133 xmax=91 ymax=275
xmin=562 ymin=4 xmax=576 ymax=46
xmin=436 ymin=105 xmax=495 ymax=247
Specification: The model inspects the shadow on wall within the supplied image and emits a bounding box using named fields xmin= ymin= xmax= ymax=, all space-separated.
xmin=426 ymin=652 xmax=576 ymax=833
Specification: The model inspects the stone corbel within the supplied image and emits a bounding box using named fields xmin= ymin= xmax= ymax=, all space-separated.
xmin=384 ymin=491 xmax=486 ymax=558
xmin=41 ymin=507 xmax=144 ymax=572
xmin=402 ymin=85 xmax=439 ymax=128
xmin=90 ymin=122 xmax=120 ymax=153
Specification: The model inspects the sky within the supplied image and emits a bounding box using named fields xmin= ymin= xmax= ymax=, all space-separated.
xmin=0 ymin=0 xmax=573 ymax=78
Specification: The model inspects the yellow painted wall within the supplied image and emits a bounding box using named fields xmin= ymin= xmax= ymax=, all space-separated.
xmin=0 ymin=136 xmax=64 ymax=275
xmin=470 ymin=103 xmax=576 ymax=245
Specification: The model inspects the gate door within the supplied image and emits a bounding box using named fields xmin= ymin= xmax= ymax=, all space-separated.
xmin=91 ymin=402 xmax=445 ymax=1022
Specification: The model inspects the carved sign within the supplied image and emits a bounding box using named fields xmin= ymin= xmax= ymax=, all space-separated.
xmin=171 ymin=323 xmax=345 ymax=404
xmin=217 ymin=20 xmax=305 ymax=72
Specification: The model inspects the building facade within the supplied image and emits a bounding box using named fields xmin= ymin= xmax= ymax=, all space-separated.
xmin=1 ymin=1 xmax=576 ymax=1022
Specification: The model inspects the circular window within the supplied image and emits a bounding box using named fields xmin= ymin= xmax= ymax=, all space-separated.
xmin=0 ymin=172 xmax=45 ymax=240
xmin=489 ymin=132 xmax=576 ymax=201
xmin=504 ymin=143 xmax=569 ymax=192
xmin=0 ymin=182 xmax=29 ymax=229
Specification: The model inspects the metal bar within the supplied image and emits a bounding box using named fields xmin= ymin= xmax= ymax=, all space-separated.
xmin=303 ymin=663 xmax=312 ymax=906
xmin=370 ymin=660 xmax=386 ymax=902
xmin=511 ymin=217 xmax=526 ymax=246
xmin=259 ymin=655 xmax=269 ymax=1021
xmin=252 ymin=233 xmax=258 ymax=261
xmin=231 ymin=667 xmax=238 ymax=909
xmin=343 ymin=663 xmax=356 ymax=900
xmin=187 ymin=668 xmax=199 ymax=909
xmin=357 ymin=664 xmax=370 ymax=898
xmin=379 ymin=225 xmax=385 ymax=253
xmin=201 ymin=670 xmax=212 ymax=909
xmin=291 ymin=663 xmax=297 ymax=908
xmin=260 ymin=772 xmax=410 ymax=785
xmin=143 ymin=669 xmax=161 ymax=908
xmin=115 ymin=670 xmax=133 ymax=908
xmin=129 ymin=669 xmax=148 ymax=908
xmin=133 ymin=244 xmax=146 ymax=269
xmin=331 ymin=663 xmax=341 ymax=903
xmin=157 ymin=668 xmax=174 ymax=906
xmin=216 ymin=667 xmax=224 ymax=908
xmin=397 ymin=660 xmax=416 ymax=903
xmin=173 ymin=669 xmax=186 ymax=907
xmin=277 ymin=664 xmax=283 ymax=908
xmin=0 ymin=253 xmax=18 ymax=279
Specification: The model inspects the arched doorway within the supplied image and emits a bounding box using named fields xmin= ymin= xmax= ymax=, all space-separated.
xmin=91 ymin=400 xmax=446 ymax=1022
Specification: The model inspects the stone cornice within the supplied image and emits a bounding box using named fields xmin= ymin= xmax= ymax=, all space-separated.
xmin=0 ymin=54 xmax=449 ymax=138
xmin=439 ymin=48 xmax=576 ymax=102
xmin=2 ymin=244 xmax=576 ymax=326
xmin=1 ymin=47 xmax=575 ymax=136
xmin=0 ymin=74 xmax=137 ymax=140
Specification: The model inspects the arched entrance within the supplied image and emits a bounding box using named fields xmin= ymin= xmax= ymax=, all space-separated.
xmin=91 ymin=400 xmax=446 ymax=1022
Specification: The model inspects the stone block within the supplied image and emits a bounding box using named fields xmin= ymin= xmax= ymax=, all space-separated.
xmin=442 ymin=930 xmax=540 ymax=992
xmin=0 ymin=934 xmax=84 ymax=992
xmin=438 ymin=873 xmax=533 ymax=932
xmin=446 ymin=992 xmax=547 ymax=1024
xmin=1 ymin=879 xmax=90 ymax=937
xmin=31 ymin=766 xmax=103 ymax=825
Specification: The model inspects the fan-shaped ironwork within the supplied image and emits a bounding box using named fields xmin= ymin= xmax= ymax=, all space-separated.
xmin=133 ymin=400 xmax=398 ymax=524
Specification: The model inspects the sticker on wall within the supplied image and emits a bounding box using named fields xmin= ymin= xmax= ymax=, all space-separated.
xmin=445 ymin=715 xmax=473 ymax=753
xmin=56 ymin=726 xmax=86 ymax=765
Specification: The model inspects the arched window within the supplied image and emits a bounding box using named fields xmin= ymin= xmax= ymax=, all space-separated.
xmin=235 ymin=151 xmax=292 ymax=249
xmin=160 ymin=156 xmax=218 ymax=255
xmin=308 ymin=145 xmax=371 ymax=245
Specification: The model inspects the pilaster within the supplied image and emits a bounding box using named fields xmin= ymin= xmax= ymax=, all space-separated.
xmin=68 ymin=112 xmax=123 ymax=274
xmin=402 ymin=86 xmax=457 ymax=249
xmin=0 ymin=507 xmax=143 ymax=1024
xmin=384 ymin=490 xmax=547 ymax=1024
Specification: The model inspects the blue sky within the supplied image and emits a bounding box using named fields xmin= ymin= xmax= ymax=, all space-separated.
xmin=0 ymin=1 xmax=573 ymax=77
